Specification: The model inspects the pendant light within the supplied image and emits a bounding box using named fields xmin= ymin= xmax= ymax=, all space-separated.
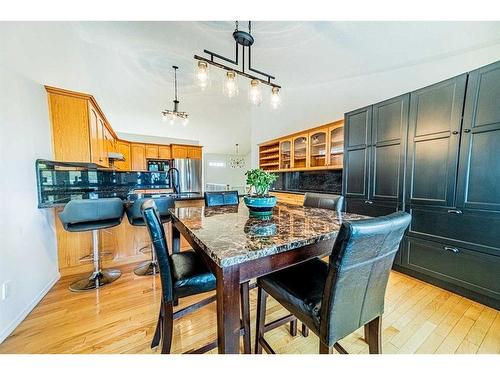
xmin=194 ymin=21 xmax=281 ymax=108
xmin=223 ymin=71 xmax=239 ymax=98
xmin=195 ymin=61 xmax=210 ymax=90
xmin=161 ymin=66 xmax=189 ymax=125
xmin=270 ymin=86 xmax=281 ymax=109
xmin=229 ymin=144 xmax=246 ymax=169
xmin=249 ymin=79 xmax=262 ymax=106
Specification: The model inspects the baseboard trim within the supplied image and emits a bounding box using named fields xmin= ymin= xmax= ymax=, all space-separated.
xmin=0 ymin=272 xmax=60 ymax=344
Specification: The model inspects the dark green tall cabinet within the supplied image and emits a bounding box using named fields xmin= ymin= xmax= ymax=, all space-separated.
xmin=343 ymin=95 xmax=409 ymax=265
xmin=343 ymin=60 xmax=500 ymax=309
xmin=343 ymin=95 xmax=408 ymax=215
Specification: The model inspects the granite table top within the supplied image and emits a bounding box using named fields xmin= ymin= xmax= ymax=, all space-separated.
xmin=170 ymin=202 xmax=368 ymax=268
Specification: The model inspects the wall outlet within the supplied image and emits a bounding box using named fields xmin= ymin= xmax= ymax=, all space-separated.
xmin=1 ymin=281 xmax=10 ymax=301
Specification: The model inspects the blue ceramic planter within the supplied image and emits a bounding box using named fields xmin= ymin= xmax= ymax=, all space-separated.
xmin=243 ymin=195 xmax=277 ymax=217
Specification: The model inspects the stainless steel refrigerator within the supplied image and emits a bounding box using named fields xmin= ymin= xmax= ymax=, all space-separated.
xmin=172 ymin=158 xmax=202 ymax=193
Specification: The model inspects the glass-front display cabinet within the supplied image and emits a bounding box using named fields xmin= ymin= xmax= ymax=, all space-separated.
xmin=329 ymin=125 xmax=344 ymax=168
xmin=309 ymin=130 xmax=327 ymax=167
xmin=293 ymin=135 xmax=308 ymax=169
xmin=279 ymin=139 xmax=291 ymax=170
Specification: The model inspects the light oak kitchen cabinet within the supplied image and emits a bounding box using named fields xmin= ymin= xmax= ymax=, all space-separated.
xmin=259 ymin=119 xmax=344 ymax=172
xmin=130 ymin=143 xmax=146 ymax=171
xmin=47 ymin=86 xmax=115 ymax=168
xmin=114 ymin=141 xmax=131 ymax=170
xmin=145 ymin=145 xmax=159 ymax=159
xmin=171 ymin=144 xmax=202 ymax=159
xmin=158 ymin=145 xmax=171 ymax=159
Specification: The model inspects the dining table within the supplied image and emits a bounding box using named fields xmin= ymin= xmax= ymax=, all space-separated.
xmin=169 ymin=201 xmax=367 ymax=354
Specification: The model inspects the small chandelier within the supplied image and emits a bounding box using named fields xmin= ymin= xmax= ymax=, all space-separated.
xmin=162 ymin=66 xmax=189 ymax=126
xmin=229 ymin=144 xmax=246 ymax=169
xmin=194 ymin=21 xmax=281 ymax=108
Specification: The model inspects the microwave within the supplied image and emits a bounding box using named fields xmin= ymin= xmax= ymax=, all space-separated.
xmin=147 ymin=160 xmax=171 ymax=172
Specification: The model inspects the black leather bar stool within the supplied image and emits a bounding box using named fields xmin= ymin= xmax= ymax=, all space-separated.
xmin=254 ymin=211 xmax=411 ymax=354
xmin=303 ymin=192 xmax=344 ymax=212
xmin=125 ymin=197 xmax=175 ymax=276
xmin=58 ymin=198 xmax=125 ymax=292
xmin=204 ymin=190 xmax=239 ymax=207
xmin=140 ymin=199 xmax=251 ymax=354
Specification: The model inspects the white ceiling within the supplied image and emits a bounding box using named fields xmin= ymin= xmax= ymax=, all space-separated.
xmin=1 ymin=21 xmax=500 ymax=154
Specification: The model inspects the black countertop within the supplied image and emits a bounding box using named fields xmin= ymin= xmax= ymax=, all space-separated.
xmin=36 ymin=159 xmax=205 ymax=208
xmin=39 ymin=190 xmax=204 ymax=208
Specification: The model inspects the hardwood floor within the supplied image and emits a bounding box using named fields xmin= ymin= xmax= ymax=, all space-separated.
xmin=0 ymin=263 xmax=498 ymax=354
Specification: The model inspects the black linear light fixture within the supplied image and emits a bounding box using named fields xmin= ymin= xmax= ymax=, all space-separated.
xmin=194 ymin=21 xmax=281 ymax=108
xmin=162 ymin=66 xmax=189 ymax=125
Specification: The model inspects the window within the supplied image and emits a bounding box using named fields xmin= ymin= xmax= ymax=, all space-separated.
xmin=208 ymin=161 xmax=226 ymax=168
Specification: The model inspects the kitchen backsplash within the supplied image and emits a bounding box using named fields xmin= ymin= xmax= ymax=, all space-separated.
xmin=36 ymin=159 xmax=169 ymax=207
xmin=271 ymin=170 xmax=342 ymax=194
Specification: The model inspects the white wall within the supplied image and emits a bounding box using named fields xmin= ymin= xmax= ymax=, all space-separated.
xmin=204 ymin=153 xmax=251 ymax=194
xmin=0 ymin=66 xmax=59 ymax=343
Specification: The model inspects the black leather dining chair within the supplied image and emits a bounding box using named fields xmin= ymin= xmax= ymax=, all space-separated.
xmin=303 ymin=192 xmax=344 ymax=212
xmin=254 ymin=211 xmax=411 ymax=354
xmin=203 ymin=190 xmax=251 ymax=353
xmin=297 ymin=192 xmax=345 ymax=337
xmin=204 ymin=190 xmax=239 ymax=207
xmin=125 ymin=197 xmax=175 ymax=276
xmin=140 ymin=199 xmax=250 ymax=354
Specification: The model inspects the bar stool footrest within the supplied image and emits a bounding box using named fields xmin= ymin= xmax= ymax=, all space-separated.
xmin=69 ymin=269 xmax=121 ymax=292
xmin=78 ymin=252 xmax=114 ymax=262
xmin=134 ymin=261 xmax=159 ymax=276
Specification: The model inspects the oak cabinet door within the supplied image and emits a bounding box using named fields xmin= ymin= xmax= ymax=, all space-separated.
xmin=115 ymin=141 xmax=131 ymax=170
xmin=171 ymin=145 xmax=188 ymax=159
xmin=158 ymin=145 xmax=171 ymax=159
xmin=88 ymin=102 xmax=101 ymax=165
xmin=292 ymin=134 xmax=308 ymax=169
xmin=145 ymin=145 xmax=159 ymax=159
xmin=131 ymin=144 xmax=146 ymax=171
xmin=328 ymin=124 xmax=344 ymax=168
xmin=187 ymin=146 xmax=202 ymax=159
xmin=98 ymin=117 xmax=108 ymax=167
xmin=309 ymin=130 xmax=327 ymax=167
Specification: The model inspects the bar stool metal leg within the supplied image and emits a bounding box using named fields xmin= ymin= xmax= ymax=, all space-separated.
xmin=133 ymin=243 xmax=159 ymax=276
xmin=69 ymin=229 xmax=122 ymax=292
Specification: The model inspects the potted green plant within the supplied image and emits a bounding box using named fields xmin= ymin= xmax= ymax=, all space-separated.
xmin=243 ymin=169 xmax=278 ymax=216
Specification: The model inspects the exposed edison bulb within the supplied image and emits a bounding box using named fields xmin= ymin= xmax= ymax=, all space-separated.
xmin=169 ymin=113 xmax=176 ymax=125
xmin=249 ymin=79 xmax=262 ymax=106
xmin=195 ymin=61 xmax=209 ymax=89
xmin=223 ymin=71 xmax=238 ymax=98
xmin=270 ymin=86 xmax=281 ymax=109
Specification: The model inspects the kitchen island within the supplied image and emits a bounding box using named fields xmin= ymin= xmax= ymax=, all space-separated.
xmin=36 ymin=159 xmax=205 ymax=276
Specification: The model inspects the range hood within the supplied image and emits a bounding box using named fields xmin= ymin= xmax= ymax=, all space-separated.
xmin=108 ymin=152 xmax=125 ymax=161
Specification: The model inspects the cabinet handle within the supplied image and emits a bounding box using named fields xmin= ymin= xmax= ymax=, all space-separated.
xmin=463 ymin=129 xmax=471 ymax=133
xmin=364 ymin=200 xmax=373 ymax=205
xmin=447 ymin=209 xmax=462 ymax=214
xmin=443 ymin=246 xmax=460 ymax=254
xmin=452 ymin=131 xmax=459 ymax=135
